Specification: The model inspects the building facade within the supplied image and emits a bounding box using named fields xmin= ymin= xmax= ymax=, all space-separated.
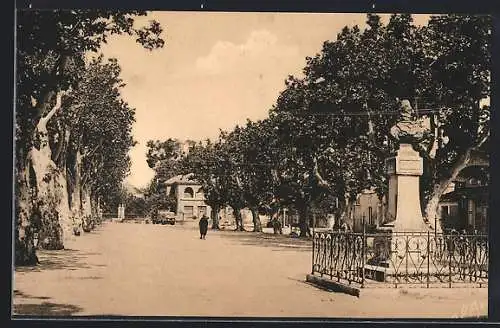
xmin=438 ymin=170 xmax=489 ymax=233
xmin=164 ymin=174 xmax=212 ymax=223
xmin=352 ymin=189 xmax=385 ymax=232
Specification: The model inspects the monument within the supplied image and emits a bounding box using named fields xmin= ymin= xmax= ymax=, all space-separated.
xmin=365 ymin=99 xmax=433 ymax=281
xmin=381 ymin=99 xmax=431 ymax=232
xmin=116 ymin=204 xmax=125 ymax=221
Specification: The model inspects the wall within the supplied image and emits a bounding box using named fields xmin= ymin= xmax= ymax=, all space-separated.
xmin=352 ymin=192 xmax=384 ymax=232
xmin=175 ymin=184 xmax=212 ymax=223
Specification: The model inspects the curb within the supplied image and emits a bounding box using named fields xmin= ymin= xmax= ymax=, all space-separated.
xmin=306 ymin=274 xmax=361 ymax=297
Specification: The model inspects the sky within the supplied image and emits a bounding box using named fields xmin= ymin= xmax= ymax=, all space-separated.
xmin=96 ymin=12 xmax=431 ymax=189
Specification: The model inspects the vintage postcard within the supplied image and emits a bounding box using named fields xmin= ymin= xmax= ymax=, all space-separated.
xmin=12 ymin=7 xmax=490 ymax=320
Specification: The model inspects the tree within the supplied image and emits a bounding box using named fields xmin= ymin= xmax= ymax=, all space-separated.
xmin=146 ymin=139 xmax=183 ymax=170
xmin=234 ymin=119 xmax=281 ymax=232
xmin=55 ymin=55 xmax=137 ymax=233
xmin=124 ymin=194 xmax=148 ymax=218
xmin=143 ymin=178 xmax=177 ymax=215
xmin=264 ymin=14 xmax=491 ymax=234
xmin=144 ymin=138 xmax=185 ymax=215
xmin=193 ymin=133 xmax=248 ymax=231
xmin=415 ymin=15 xmax=491 ymax=229
xmin=181 ymin=139 xmax=228 ymax=229
xmin=15 ymin=10 xmax=165 ymax=265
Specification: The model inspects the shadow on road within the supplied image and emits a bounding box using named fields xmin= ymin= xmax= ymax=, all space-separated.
xmin=13 ymin=290 xmax=51 ymax=300
xmin=14 ymin=249 xmax=104 ymax=273
xmin=13 ymin=289 xmax=84 ymax=316
xmin=219 ymin=231 xmax=312 ymax=251
xmin=13 ymin=302 xmax=83 ymax=316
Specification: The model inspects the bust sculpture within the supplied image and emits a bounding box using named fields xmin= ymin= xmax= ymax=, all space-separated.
xmin=389 ymin=99 xmax=430 ymax=144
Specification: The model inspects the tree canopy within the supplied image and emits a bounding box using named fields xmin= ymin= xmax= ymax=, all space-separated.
xmin=15 ymin=10 xmax=165 ymax=264
xmin=146 ymin=14 xmax=490 ymax=237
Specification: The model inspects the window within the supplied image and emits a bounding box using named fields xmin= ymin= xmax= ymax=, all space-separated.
xmin=441 ymin=206 xmax=449 ymax=218
xmin=368 ymin=206 xmax=373 ymax=225
xmin=183 ymin=187 xmax=194 ymax=198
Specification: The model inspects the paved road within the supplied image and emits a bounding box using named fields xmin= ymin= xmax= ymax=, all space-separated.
xmin=13 ymin=221 xmax=487 ymax=318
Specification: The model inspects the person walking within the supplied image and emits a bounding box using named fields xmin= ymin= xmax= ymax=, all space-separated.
xmin=199 ymin=214 xmax=209 ymax=239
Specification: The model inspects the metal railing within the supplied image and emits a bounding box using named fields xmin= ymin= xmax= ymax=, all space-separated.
xmin=312 ymin=229 xmax=488 ymax=288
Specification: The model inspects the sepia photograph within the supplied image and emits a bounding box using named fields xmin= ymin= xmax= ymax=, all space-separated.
xmin=12 ymin=6 xmax=490 ymax=320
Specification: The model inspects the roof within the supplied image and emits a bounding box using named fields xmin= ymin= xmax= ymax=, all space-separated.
xmin=440 ymin=185 xmax=488 ymax=202
xmin=164 ymin=173 xmax=199 ymax=186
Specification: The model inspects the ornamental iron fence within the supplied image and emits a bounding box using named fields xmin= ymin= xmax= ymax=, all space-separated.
xmin=312 ymin=229 xmax=488 ymax=288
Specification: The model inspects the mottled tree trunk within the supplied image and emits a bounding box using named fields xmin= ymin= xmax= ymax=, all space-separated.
xmin=211 ymin=204 xmax=220 ymax=229
xmin=297 ymin=203 xmax=311 ymax=238
xmin=96 ymin=196 xmax=102 ymax=224
xmin=31 ymin=147 xmax=69 ymax=250
xmin=30 ymin=91 xmax=72 ymax=250
xmin=423 ymin=149 xmax=474 ymax=232
xmin=344 ymin=198 xmax=355 ymax=230
xmin=82 ymin=186 xmax=93 ymax=232
xmin=69 ymin=150 xmax=83 ymax=235
xmin=15 ymin=169 xmax=39 ymax=266
xmin=334 ymin=195 xmax=354 ymax=230
xmin=250 ymin=207 xmax=262 ymax=232
xmin=90 ymin=194 xmax=98 ymax=230
xmin=233 ymin=207 xmax=245 ymax=231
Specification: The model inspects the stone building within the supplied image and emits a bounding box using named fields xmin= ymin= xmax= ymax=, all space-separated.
xmin=164 ymin=174 xmax=211 ymax=223
xmin=352 ymin=189 xmax=385 ymax=232
xmin=438 ymin=165 xmax=489 ymax=233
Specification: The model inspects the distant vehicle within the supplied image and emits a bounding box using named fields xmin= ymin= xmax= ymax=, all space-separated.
xmin=157 ymin=210 xmax=176 ymax=225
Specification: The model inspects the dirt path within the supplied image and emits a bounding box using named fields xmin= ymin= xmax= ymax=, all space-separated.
xmin=13 ymin=222 xmax=487 ymax=318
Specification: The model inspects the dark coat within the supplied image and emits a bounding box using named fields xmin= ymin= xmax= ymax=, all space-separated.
xmin=199 ymin=216 xmax=209 ymax=234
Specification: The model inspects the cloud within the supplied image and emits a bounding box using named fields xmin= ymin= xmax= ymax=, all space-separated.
xmin=195 ymin=30 xmax=299 ymax=75
xmin=121 ymin=30 xmax=307 ymax=188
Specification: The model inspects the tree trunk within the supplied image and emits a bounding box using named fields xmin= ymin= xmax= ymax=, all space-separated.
xmin=423 ymin=149 xmax=474 ymax=232
xmin=334 ymin=195 xmax=354 ymax=230
xmin=81 ymin=186 xmax=93 ymax=232
xmin=89 ymin=194 xmax=98 ymax=230
xmin=97 ymin=196 xmax=102 ymax=224
xmin=297 ymin=203 xmax=311 ymax=238
xmin=69 ymin=150 xmax=83 ymax=235
xmin=31 ymin=147 xmax=70 ymax=250
xmin=233 ymin=207 xmax=245 ymax=231
xmin=14 ymin=168 xmax=39 ymax=266
xmin=30 ymin=90 xmax=72 ymax=250
xmin=211 ymin=204 xmax=220 ymax=229
xmin=341 ymin=197 xmax=355 ymax=230
xmin=250 ymin=207 xmax=262 ymax=232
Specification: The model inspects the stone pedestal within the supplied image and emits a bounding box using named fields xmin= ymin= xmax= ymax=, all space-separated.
xmin=366 ymin=144 xmax=431 ymax=282
xmin=380 ymin=143 xmax=429 ymax=232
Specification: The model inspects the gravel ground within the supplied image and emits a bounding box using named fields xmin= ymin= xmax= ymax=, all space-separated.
xmin=12 ymin=221 xmax=487 ymax=318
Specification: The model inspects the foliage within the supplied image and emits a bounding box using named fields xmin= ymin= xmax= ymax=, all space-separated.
xmin=15 ymin=10 xmax=165 ymax=264
xmin=124 ymin=194 xmax=148 ymax=217
xmin=16 ymin=10 xmax=164 ymax=167
xmin=148 ymin=14 xmax=490 ymax=236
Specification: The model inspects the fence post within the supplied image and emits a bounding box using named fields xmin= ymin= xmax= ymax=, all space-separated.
xmin=448 ymin=234 xmax=452 ymax=288
xmin=311 ymin=228 xmax=315 ymax=275
xmin=427 ymin=230 xmax=430 ymax=288
xmin=405 ymin=234 xmax=409 ymax=284
xmin=312 ymin=213 xmax=316 ymax=275
xmin=330 ymin=231 xmax=334 ymax=279
xmin=362 ymin=215 xmax=366 ymax=288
